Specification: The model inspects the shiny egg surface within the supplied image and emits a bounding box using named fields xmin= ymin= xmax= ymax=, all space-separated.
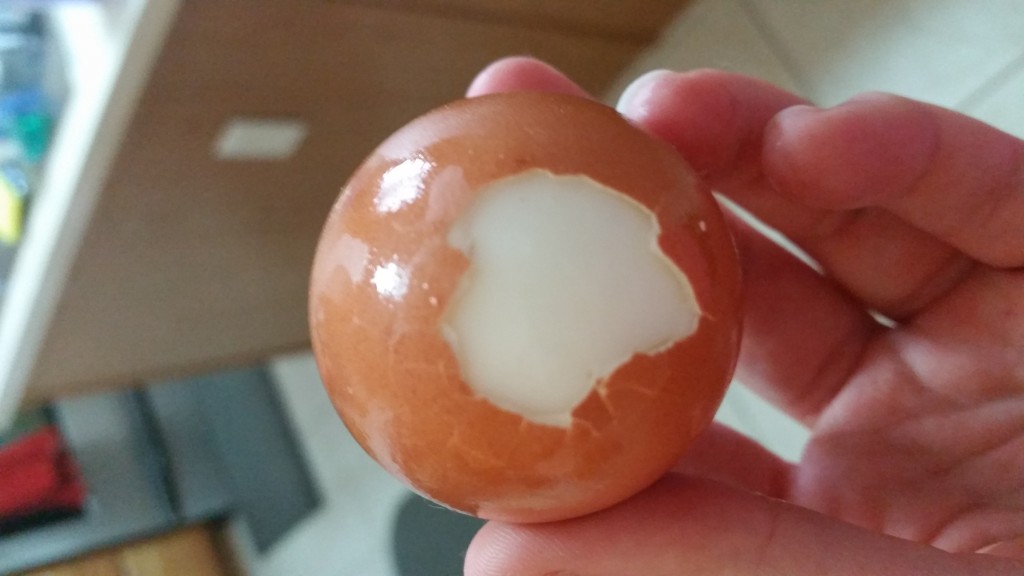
xmin=309 ymin=92 xmax=741 ymax=523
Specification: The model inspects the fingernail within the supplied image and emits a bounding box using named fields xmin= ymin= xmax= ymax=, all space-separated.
xmin=615 ymin=69 xmax=674 ymax=115
xmin=976 ymin=537 xmax=1024 ymax=559
xmin=765 ymin=104 xmax=819 ymax=146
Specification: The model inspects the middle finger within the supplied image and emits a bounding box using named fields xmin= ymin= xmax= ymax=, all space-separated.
xmin=617 ymin=69 xmax=974 ymax=320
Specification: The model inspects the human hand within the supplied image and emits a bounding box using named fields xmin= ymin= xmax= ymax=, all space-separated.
xmin=461 ymin=57 xmax=1024 ymax=576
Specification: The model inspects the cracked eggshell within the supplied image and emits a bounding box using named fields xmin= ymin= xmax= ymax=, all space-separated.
xmin=309 ymin=92 xmax=742 ymax=523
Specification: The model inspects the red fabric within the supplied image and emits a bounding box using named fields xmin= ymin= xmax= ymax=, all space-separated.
xmin=0 ymin=426 xmax=86 ymax=517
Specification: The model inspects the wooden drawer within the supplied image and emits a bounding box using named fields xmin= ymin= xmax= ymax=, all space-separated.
xmin=19 ymin=526 xmax=228 ymax=576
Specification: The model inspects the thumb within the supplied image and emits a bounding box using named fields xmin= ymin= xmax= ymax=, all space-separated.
xmin=464 ymin=475 xmax=1023 ymax=576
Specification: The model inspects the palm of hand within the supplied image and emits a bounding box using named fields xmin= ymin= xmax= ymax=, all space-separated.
xmin=794 ymin=267 xmax=1024 ymax=553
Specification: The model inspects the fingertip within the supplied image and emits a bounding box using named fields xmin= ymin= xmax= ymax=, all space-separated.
xmin=616 ymin=69 xmax=809 ymax=185
xmin=464 ymin=521 xmax=565 ymax=576
xmin=614 ymin=68 xmax=675 ymax=114
xmin=760 ymin=104 xmax=830 ymax=205
xmin=763 ymin=93 xmax=939 ymax=209
xmin=463 ymin=521 xmax=510 ymax=576
xmin=465 ymin=56 xmax=536 ymax=97
xmin=466 ymin=56 xmax=589 ymax=99
xmin=616 ymin=68 xmax=742 ymax=177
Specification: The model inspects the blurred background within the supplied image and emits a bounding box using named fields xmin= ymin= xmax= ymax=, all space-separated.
xmin=0 ymin=1 xmax=1021 ymax=574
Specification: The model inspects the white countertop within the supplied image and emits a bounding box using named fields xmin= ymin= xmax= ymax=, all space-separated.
xmin=0 ymin=0 xmax=180 ymax=428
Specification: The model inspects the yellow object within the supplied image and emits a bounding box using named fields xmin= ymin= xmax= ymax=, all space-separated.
xmin=0 ymin=174 xmax=25 ymax=244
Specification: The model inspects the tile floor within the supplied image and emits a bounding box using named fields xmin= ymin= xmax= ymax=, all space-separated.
xmin=255 ymin=2 xmax=1024 ymax=574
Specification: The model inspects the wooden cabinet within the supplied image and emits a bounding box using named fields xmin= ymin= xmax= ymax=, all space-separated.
xmin=20 ymin=526 xmax=229 ymax=576
xmin=21 ymin=0 xmax=691 ymax=403
xmin=20 ymin=553 xmax=120 ymax=576
xmin=365 ymin=0 xmax=695 ymax=40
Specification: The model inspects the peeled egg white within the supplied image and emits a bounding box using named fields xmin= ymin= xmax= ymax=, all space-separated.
xmin=309 ymin=92 xmax=742 ymax=523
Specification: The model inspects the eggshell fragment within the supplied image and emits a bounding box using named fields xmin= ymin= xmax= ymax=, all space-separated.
xmin=309 ymin=92 xmax=742 ymax=523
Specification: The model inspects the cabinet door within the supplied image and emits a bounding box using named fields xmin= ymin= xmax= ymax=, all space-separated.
xmin=26 ymin=0 xmax=692 ymax=403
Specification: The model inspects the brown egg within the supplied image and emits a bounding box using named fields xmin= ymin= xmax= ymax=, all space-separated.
xmin=309 ymin=92 xmax=741 ymax=523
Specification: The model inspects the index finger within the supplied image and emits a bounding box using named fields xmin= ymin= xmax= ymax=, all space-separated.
xmin=466 ymin=56 xmax=590 ymax=99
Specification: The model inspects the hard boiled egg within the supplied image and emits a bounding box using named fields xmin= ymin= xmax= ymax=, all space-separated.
xmin=309 ymin=92 xmax=741 ymax=523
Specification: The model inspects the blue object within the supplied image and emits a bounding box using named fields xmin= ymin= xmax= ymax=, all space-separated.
xmin=0 ymin=88 xmax=52 ymax=163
